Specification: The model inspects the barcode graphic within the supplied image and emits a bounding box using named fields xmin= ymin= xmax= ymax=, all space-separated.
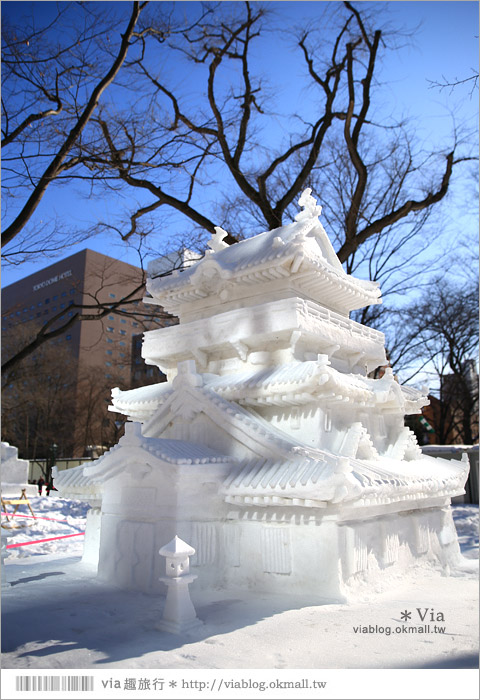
xmin=15 ymin=676 xmax=94 ymax=692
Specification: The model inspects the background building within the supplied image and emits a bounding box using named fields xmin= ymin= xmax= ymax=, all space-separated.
xmin=406 ymin=362 xmax=479 ymax=448
xmin=2 ymin=249 xmax=170 ymax=459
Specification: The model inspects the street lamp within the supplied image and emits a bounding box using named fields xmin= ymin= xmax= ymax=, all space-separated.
xmin=46 ymin=442 xmax=58 ymax=485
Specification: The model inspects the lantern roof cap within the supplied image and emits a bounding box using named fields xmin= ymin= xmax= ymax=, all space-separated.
xmin=159 ymin=535 xmax=195 ymax=559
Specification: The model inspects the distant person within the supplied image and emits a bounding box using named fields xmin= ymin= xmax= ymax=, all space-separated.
xmin=46 ymin=479 xmax=57 ymax=497
xmin=37 ymin=477 xmax=45 ymax=495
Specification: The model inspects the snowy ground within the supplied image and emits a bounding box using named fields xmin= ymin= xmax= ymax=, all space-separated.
xmin=1 ymin=498 xmax=478 ymax=680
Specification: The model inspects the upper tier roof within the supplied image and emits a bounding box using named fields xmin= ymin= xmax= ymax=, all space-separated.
xmin=109 ymin=360 xmax=427 ymax=420
xmin=145 ymin=189 xmax=382 ymax=318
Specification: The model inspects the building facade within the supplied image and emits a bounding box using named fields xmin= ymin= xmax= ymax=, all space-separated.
xmin=2 ymin=249 xmax=168 ymax=458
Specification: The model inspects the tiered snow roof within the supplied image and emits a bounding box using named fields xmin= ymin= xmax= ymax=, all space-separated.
xmin=56 ymin=408 xmax=468 ymax=510
xmin=110 ymin=359 xmax=427 ymax=418
xmin=56 ymin=189 xmax=468 ymax=515
xmin=223 ymin=450 xmax=468 ymax=509
xmin=145 ymin=189 xmax=381 ymax=319
xmin=54 ymin=422 xmax=232 ymax=501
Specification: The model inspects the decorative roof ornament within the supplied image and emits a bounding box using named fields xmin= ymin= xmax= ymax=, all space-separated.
xmin=295 ymin=188 xmax=323 ymax=223
xmin=207 ymin=226 xmax=230 ymax=253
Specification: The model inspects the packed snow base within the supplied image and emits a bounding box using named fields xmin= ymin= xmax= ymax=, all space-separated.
xmin=1 ymin=499 xmax=478 ymax=669
xmin=54 ymin=189 xmax=469 ymax=601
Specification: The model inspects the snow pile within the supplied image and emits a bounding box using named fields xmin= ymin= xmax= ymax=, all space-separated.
xmin=1 ymin=496 xmax=88 ymax=559
xmin=450 ymin=504 xmax=479 ymax=559
xmin=1 ymin=441 xmax=37 ymax=497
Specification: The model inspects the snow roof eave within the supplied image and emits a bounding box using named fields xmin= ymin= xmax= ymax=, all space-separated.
xmin=145 ymin=197 xmax=382 ymax=313
xmin=109 ymin=359 xmax=426 ymax=421
xmin=147 ymin=245 xmax=381 ymax=312
xmin=222 ymin=450 xmax=468 ymax=509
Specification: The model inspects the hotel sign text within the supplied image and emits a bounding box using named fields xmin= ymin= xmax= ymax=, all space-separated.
xmin=33 ymin=269 xmax=72 ymax=292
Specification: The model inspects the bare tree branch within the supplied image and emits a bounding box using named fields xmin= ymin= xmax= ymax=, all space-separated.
xmin=1 ymin=1 xmax=144 ymax=247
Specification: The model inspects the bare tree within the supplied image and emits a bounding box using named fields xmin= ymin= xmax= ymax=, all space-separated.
xmin=3 ymin=2 xmax=475 ymax=266
xmin=70 ymin=2 xmax=474 ymax=262
xmin=1 ymin=1 xmax=145 ymax=252
xmin=2 ymin=2 xmax=477 ymax=382
xmin=1 ymin=333 xmax=124 ymax=460
xmin=391 ymin=279 xmax=479 ymax=444
xmin=1 ymin=326 xmax=78 ymax=459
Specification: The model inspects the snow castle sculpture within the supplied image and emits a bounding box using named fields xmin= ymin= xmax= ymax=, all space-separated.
xmin=55 ymin=190 xmax=469 ymax=601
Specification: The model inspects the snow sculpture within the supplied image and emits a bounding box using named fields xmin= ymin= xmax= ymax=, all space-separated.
xmin=158 ymin=536 xmax=202 ymax=634
xmin=1 ymin=442 xmax=36 ymax=498
xmin=207 ymin=227 xmax=230 ymax=253
xmin=55 ymin=190 xmax=470 ymax=601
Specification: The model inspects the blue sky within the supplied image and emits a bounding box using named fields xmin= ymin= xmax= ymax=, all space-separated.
xmin=2 ymin=1 xmax=478 ymax=287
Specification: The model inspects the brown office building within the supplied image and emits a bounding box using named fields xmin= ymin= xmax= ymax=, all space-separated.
xmin=2 ymin=249 xmax=168 ymax=459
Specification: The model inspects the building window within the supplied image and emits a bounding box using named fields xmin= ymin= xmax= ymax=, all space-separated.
xmin=52 ymin=306 xmax=57 ymax=312
xmin=70 ymin=289 xmax=75 ymax=295
xmin=37 ymin=302 xmax=42 ymax=308
xmin=120 ymin=319 xmax=126 ymax=324
xmin=105 ymin=361 xmax=112 ymax=367
xmin=109 ymin=293 xmax=116 ymax=299
xmin=44 ymin=310 xmax=49 ymax=315
xmin=68 ymin=312 xmax=73 ymax=317
xmin=107 ymin=327 xmax=114 ymax=332
xmin=61 ymin=291 xmax=67 ymax=297
xmin=45 ymin=298 xmax=50 ymax=303
xmin=132 ymin=322 xmax=138 ymax=328
xmin=52 ymin=295 xmax=58 ymax=301
xmin=30 ymin=304 xmax=35 ymax=310
xmin=23 ymin=308 xmax=28 ymax=313
xmin=60 ymin=303 xmax=65 ymax=309
xmin=107 ymin=338 xmax=113 ymax=344
xmin=119 ymin=330 xmax=126 ymax=336
xmin=106 ymin=350 xmax=113 ymax=356
xmin=119 ymin=352 xmax=125 ymax=358
xmin=108 ymin=315 xmax=114 ymax=320
xmin=66 ymin=335 xmax=72 ymax=341
xmin=36 ymin=312 xmax=41 ymax=317
xmin=105 ymin=373 xmax=112 ymax=379
xmin=119 ymin=341 xmax=125 ymax=346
